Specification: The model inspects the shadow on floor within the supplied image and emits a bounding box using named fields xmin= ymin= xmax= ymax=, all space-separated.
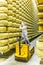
xmin=0 ymin=48 xmax=15 ymax=59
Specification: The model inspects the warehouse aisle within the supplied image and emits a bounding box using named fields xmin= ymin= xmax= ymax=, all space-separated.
xmin=0 ymin=35 xmax=42 ymax=65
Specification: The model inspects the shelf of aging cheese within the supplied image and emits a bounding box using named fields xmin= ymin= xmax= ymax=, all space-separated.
xmin=0 ymin=37 xmax=19 ymax=46
xmin=13 ymin=0 xmax=31 ymax=4
xmin=13 ymin=1 xmax=31 ymax=16
xmin=7 ymin=0 xmax=36 ymax=23
xmin=8 ymin=8 xmax=36 ymax=24
xmin=0 ymin=19 xmax=37 ymax=30
xmin=7 ymin=0 xmax=30 ymax=4
xmin=12 ymin=8 xmax=34 ymax=22
xmin=37 ymin=0 xmax=43 ymax=4
xmin=28 ymin=32 xmax=39 ymax=39
xmin=13 ymin=4 xmax=37 ymax=22
xmin=0 ymin=26 xmax=38 ymax=40
xmin=0 ymin=26 xmax=38 ymax=33
xmin=7 ymin=16 xmax=37 ymax=27
xmin=0 ymin=36 xmax=25 ymax=46
xmin=12 ymin=1 xmax=35 ymax=19
xmin=0 ymin=0 xmax=36 ymax=20
xmin=12 ymin=0 xmax=32 ymax=8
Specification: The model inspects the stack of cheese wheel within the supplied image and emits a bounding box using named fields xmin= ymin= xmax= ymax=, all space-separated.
xmin=37 ymin=0 xmax=43 ymax=32
xmin=0 ymin=0 xmax=39 ymax=53
xmin=7 ymin=0 xmax=22 ymax=52
xmin=0 ymin=0 xmax=10 ymax=53
xmin=36 ymin=35 xmax=43 ymax=58
xmin=37 ymin=0 xmax=43 ymax=59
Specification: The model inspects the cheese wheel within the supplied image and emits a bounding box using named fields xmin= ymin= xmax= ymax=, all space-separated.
xmin=38 ymin=13 xmax=43 ymax=18
xmin=0 ymin=13 xmax=8 ymax=20
xmin=8 ymin=16 xmax=13 ymax=21
xmin=39 ymin=19 xmax=43 ymax=22
xmin=37 ymin=0 xmax=43 ymax=4
xmin=12 ymin=17 xmax=21 ymax=24
xmin=8 ymin=27 xmax=14 ymax=32
xmin=8 ymin=38 xmax=14 ymax=43
xmin=0 ymin=1 xmax=7 ymax=7
xmin=8 ymin=27 xmax=21 ymax=32
xmin=0 ymin=27 xmax=7 ymax=32
xmin=8 ymin=38 xmax=17 ymax=43
xmin=12 ymin=2 xmax=16 ymax=7
xmin=12 ymin=23 xmax=20 ymax=27
xmin=37 ymin=48 xmax=43 ymax=58
xmin=8 ymin=4 xmax=13 ymax=10
xmin=13 ymin=33 xmax=20 ymax=37
xmin=7 ymin=0 xmax=12 ymax=4
xmin=0 ymin=20 xmax=8 ymax=26
xmin=0 ymin=7 xmax=8 ymax=13
xmin=13 ymin=38 xmax=18 ymax=42
xmin=0 ymin=39 xmax=8 ymax=46
xmin=8 ymin=21 xmax=13 ymax=27
xmin=0 ymin=33 xmax=8 ymax=39
xmin=38 ymin=5 xmax=43 ymax=11
xmin=8 ymin=33 xmax=14 ymax=38
xmin=8 ymin=10 xmax=14 ymax=16
xmin=36 ymin=41 xmax=43 ymax=49
xmin=12 ymin=7 xmax=16 ymax=12
xmin=10 ymin=42 xmax=19 ymax=49
xmin=0 ymin=46 xmax=9 ymax=53
xmin=12 ymin=17 xmax=16 ymax=22
xmin=39 ymin=26 xmax=43 ymax=31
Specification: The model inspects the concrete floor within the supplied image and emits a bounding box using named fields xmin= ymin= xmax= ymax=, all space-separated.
xmin=0 ymin=36 xmax=41 ymax=65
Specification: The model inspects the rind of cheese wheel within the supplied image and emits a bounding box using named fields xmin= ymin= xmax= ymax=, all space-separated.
xmin=8 ymin=38 xmax=17 ymax=43
xmin=9 ymin=42 xmax=19 ymax=49
xmin=0 ymin=33 xmax=8 ymax=39
xmin=8 ymin=38 xmax=14 ymax=43
xmin=13 ymin=33 xmax=20 ymax=37
xmin=0 ymin=20 xmax=8 ymax=26
xmin=8 ymin=4 xmax=13 ymax=10
xmin=7 ymin=0 xmax=12 ymax=4
xmin=12 ymin=2 xmax=16 ymax=7
xmin=8 ymin=33 xmax=14 ymax=38
xmin=12 ymin=7 xmax=16 ymax=12
xmin=8 ymin=16 xmax=13 ymax=21
xmin=0 ymin=46 xmax=9 ymax=53
xmin=12 ymin=23 xmax=20 ymax=27
xmin=0 ymin=27 xmax=7 ymax=32
xmin=8 ymin=27 xmax=21 ymax=32
xmin=0 ymin=7 xmax=8 ymax=13
xmin=0 ymin=39 xmax=8 ymax=46
xmin=0 ymin=1 xmax=7 ymax=7
xmin=0 ymin=13 xmax=8 ymax=20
